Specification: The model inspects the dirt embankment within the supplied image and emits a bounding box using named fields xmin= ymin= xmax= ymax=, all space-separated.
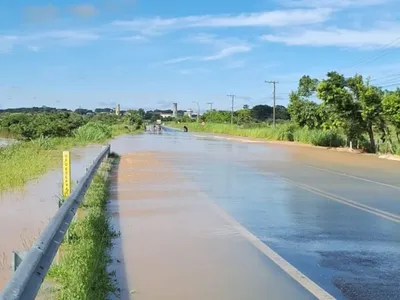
xmin=192 ymin=133 xmax=400 ymax=162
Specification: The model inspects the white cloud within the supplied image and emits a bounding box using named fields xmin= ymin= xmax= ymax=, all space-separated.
xmin=162 ymin=56 xmax=194 ymax=65
xmin=70 ymin=4 xmax=99 ymax=18
xmin=0 ymin=36 xmax=18 ymax=53
xmin=261 ymin=27 xmax=400 ymax=49
xmin=187 ymin=33 xmax=217 ymax=44
xmin=118 ymin=35 xmax=147 ymax=42
xmin=160 ymin=43 xmax=251 ymax=65
xmin=110 ymin=8 xmax=333 ymax=35
xmin=281 ymin=0 xmax=391 ymax=8
xmin=34 ymin=30 xmax=100 ymax=41
xmin=27 ymin=46 xmax=40 ymax=52
xmin=225 ymin=60 xmax=247 ymax=69
xmin=203 ymin=45 xmax=251 ymax=61
xmin=0 ymin=30 xmax=99 ymax=53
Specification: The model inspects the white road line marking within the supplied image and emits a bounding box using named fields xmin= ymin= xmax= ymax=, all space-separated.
xmin=302 ymin=164 xmax=400 ymax=191
xmin=208 ymin=202 xmax=335 ymax=300
xmin=273 ymin=175 xmax=400 ymax=223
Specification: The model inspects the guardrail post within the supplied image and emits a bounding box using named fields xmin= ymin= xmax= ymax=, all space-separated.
xmin=12 ymin=251 xmax=26 ymax=272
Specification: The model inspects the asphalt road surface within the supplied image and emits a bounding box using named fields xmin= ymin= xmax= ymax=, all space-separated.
xmin=109 ymin=130 xmax=400 ymax=300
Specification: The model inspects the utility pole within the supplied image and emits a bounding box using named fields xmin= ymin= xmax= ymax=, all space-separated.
xmin=193 ymin=101 xmax=200 ymax=122
xmin=265 ymin=81 xmax=278 ymax=127
xmin=207 ymin=102 xmax=213 ymax=111
xmin=227 ymin=94 xmax=235 ymax=125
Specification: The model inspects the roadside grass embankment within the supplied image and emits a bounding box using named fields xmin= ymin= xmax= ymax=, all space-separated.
xmin=170 ymin=122 xmax=346 ymax=148
xmin=47 ymin=154 xmax=118 ymax=300
xmin=0 ymin=122 xmax=141 ymax=192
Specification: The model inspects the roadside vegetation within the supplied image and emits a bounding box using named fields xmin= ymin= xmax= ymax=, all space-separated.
xmin=0 ymin=109 xmax=145 ymax=191
xmin=172 ymin=73 xmax=400 ymax=155
xmin=174 ymin=122 xmax=345 ymax=147
xmin=48 ymin=155 xmax=118 ymax=300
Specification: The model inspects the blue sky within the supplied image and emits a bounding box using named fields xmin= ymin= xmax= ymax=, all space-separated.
xmin=1 ymin=0 xmax=400 ymax=112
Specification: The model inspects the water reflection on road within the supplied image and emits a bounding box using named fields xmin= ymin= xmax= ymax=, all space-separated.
xmin=111 ymin=131 xmax=400 ymax=300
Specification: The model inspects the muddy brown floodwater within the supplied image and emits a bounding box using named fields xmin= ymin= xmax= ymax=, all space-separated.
xmin=108 ymin=151 xmax=321 ymax=300
xmin=108 ymin=132 xmax=400 ymax=300
xmin=0 ymin=145 xmax=103 ymax=289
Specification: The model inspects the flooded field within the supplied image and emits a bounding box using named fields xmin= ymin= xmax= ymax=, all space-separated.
xmin=0 ymin=145 xmax=104 ymax=288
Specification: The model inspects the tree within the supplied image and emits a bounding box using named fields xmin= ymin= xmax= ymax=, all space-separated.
xmin=287 ymin=92 xmax=322 ymax=129
xmin=202 ymin=110 xmax=231 ymax=123
xmin=126 ymin=110 xmax=144 ymax=129
xmin=317 ymin=72 xmax=362 ymax=143
xmin=275 ymin=105 xmax=290 ymax=120
xmin=383 ymin=89 xmax=400 ymax=142
xmin=317 ymin=72 xmax=384 ymax=152
xmin=250 ymin=105 xmax=273 ymax=121
xmin=298 ymin=75 xmax=319 ymax=98
xmin=235 ymin=109 xmax=252 ymax=124
xmin=138 ymin=108 xmax=146 ymax=118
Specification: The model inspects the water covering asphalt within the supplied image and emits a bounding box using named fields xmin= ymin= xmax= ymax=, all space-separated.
xmin=111 ymin=129 xmax=400 ymax=300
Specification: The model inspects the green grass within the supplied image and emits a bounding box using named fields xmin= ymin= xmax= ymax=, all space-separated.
xmin=0 ymin=122 xmax=141 ymax=192
xmin=0 ymin=141 xmax=59 ymax=191
xmin=111 ymin=123 xmax=143 ymax=137
xmin=48 ymin=155 xmax=118 ymax=300
xmin=171 ymin=122 xmax=346 ymax=148
xmin=73 ymin=122 xmax=112 ymax=143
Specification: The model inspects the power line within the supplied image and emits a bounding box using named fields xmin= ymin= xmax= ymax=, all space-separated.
xmin=370 ymin=72 xmax=400 ymax=84
xmin=226 ymin=94 xmax=235 ymax=125
xmin=343 ymin=35 xmax=400 ymax=72
xmin=378 ymin=82 xmax=400 ymax=89
xmin=265 ymin=81 xmax=279 ymax=127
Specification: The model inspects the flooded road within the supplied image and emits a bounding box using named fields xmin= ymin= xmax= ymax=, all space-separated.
xmin=109 ymin=131 xmax=400 ymax=300
xmin=0 ymin=145 xmax=104 ymax=288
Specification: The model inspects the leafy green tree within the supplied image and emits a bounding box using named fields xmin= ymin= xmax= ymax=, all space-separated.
xmin=126 ymin=110 xmax=144 ymax=129
xmin=317 ymin=72 xmax=384 ymax=152
xmin=382 ymin=89 xmax=400 ymax=142
xmin=202 ymin=110 xmax=231 ymax=123
xmin=235 ymin=109 xmax=252 ymax=124
xmin=287 ymin=92 xmax=321 ymax=129
xmin=250 ymin=105 xmax=273 ymax=121
xmin=298 ymin=75 xmax=319 ymax=98
xmin=138 ymin=108 xmax=146 ymax=118
xmin=275 ymin=105 xmax=290 ymax=120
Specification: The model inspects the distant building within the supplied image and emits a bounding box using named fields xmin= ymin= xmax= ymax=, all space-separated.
xmin=116 ymin=104 xmax=121 ymax=116
xmin=172 ymin=103 xmax=178 ymax=118
xmin=184 ymin=110 xmax=193 ymax=118
xmin=160 ymin=112 xmax=173 ymax=118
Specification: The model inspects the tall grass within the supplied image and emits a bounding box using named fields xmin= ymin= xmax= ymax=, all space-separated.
xmin=171 ymin=122 xmax=346 ymax=147
xmin=73 ymin=122 xmax=112 ymax=143
xmin=0 ymin=141 xmax=59 ymax=191
xmin=111 ymin=123 xmax=143 ymax=137
xmin=48 ymin=156 xmax=118 ymax=299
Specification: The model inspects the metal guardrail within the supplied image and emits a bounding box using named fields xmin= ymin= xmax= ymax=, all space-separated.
xmin=0 ymin=145 xmax=111 ymax=300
